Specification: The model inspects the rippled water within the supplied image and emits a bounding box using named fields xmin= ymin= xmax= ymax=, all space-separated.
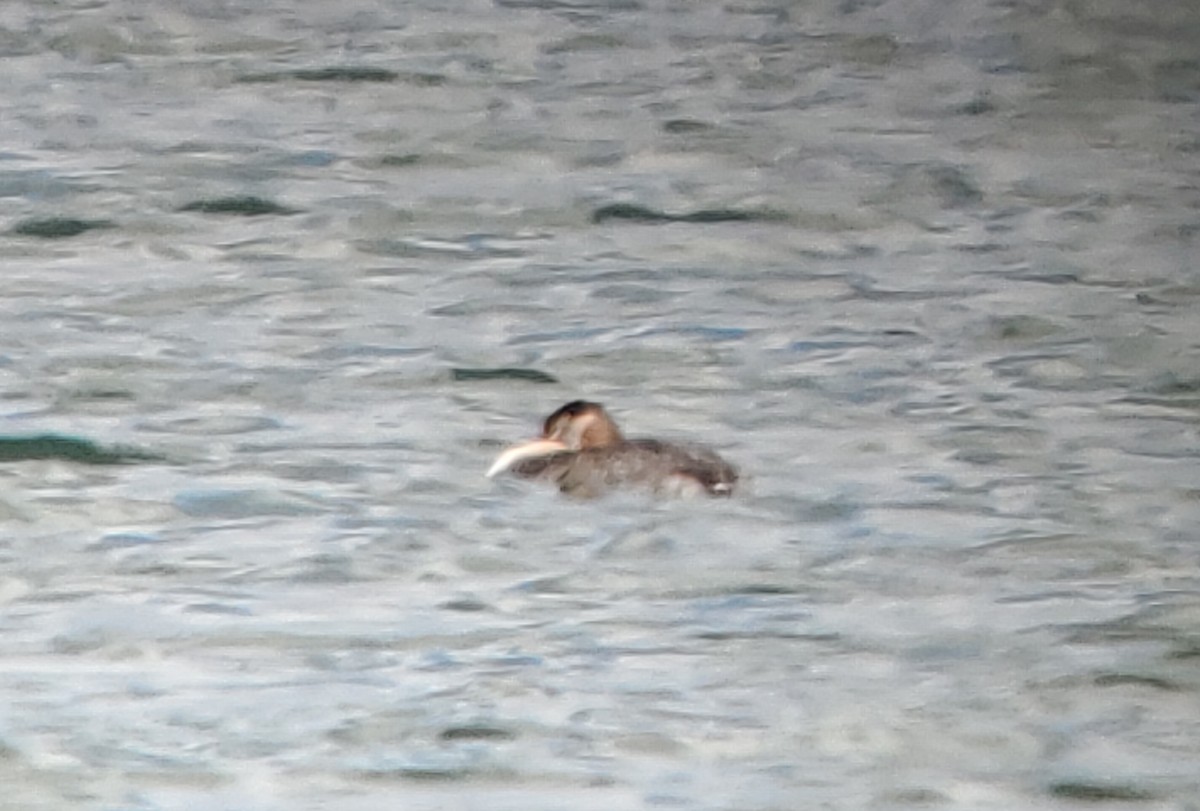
xmin=1 ymin=1 xmax=1198 ymax=809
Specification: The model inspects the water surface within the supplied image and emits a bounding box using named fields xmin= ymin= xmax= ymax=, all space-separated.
xmin=1 ymin=1 xmax=1198 ymax=809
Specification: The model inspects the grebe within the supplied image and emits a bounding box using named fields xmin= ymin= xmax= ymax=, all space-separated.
xmin=487 ymin=401 xmax=738 ymax=498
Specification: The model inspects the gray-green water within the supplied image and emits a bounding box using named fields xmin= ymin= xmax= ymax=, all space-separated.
xmin=1 ymin=1 xmax=1198 ymax=809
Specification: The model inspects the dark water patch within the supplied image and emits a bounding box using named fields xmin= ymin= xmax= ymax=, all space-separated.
xmin=591 ymin=283 xmax=674 ymax=303
xmin=292 ymin=67 xmax=406 ymax=82
xmin=1132 ymin=285 xmax=1200 ymax=307
xmin=662 ymin=118 xmax=714 ymax=133
xmin=790 ymin=328 xmax=925 ymax=354
xmin=1116 ymin=440 xmax=1200 ymax=461
xmin=1153 ymin=58 xmax=1200 ymax=102
xmin=512 ymin=575 xmax=573 ymax=594
xmin=845 ymin=283 xmax=955 ymax=302
xmin=1114 ymin=395 xmax=1200 ymax=416
xmin=66 ymin=387 xmax=137 ymax=402
xmin=985 ymin=314 xmax=1064 ymax=341
xmin=1057 ymin=609 xmax=1194 ymax=647
xmin=636 ymin=326 xmax=748 ymax=342
xmin=440 ymin=597 xmax=490 ymax=612
xmin=591 ymin=203 xmax=789 ymax=225
xmin=10 ymin=217 xmax=113 ymax=238
xmin=50 ymin=628 xmax=110 ymax=655
xmin=429 ymin=300 xmax=549 ymax=317
xmin=1151 ymin=221 xmax=1200 ymax=241
xmin=694 ymin=629 xmax=837 ymax=642
xmin=952 ymin=449 xmax=1009 ymax=465
xmin=451 ymin=367 xmax=558 ymax=384
xmin=263 ymin=149 xmax=338 ymax=168
xmin=91 ymin=532 xmax=165 ymax=550
xmin=185 ymin=602 xmax=254 ymax=616
xmin=268 ymin=460 xmax=365 ymax=484
xmin=1167 ymin=643 xmax=1200 ymax=660
xmin=1056 ymin=207 xmax=1102 ymax=223
xmin=1140 ymin=373 xmax=1200 ymax=395
xmin=572 ymin=144 xmax=625 ymax=168
xmin=669 ymin=207 xmax=788 ymax=223
xmin=1093 ymin=673 xmax=1182 ymax=691
xmin=592 ymin=204 xmax=674 ymax=223
xmin=287 ymin=553 xmax=359 ymax=584
xmin=839 ymin=32 xmax=901 ymax=66
xmin=879 ymin=164 xmax=983 ymax=211
xmin=878 ymin=786 xmax=951 ymax=804
xmin=0 ymin=434 xmax=160 ymax=465
xmin=1047 ymin=782 xmax=1158 ymax=802
xmin=954 ymin=241 xmax=1007 ymax=253
xmin=362 ymin=153 xmax=471 ymax=172
xmin=235 ymin=67 xmax=439 ymax=84
xmin=439 ymin=725 xmax=517 ymax=742
xmin=790 ymin=339 xmax=866 ymax=353
xmin=726 ymin=583 xmax=799 ymax=595
xmin=994 ymin=589 xmax=1096 ymax=604
xmin=926 ymin=165 xmax=983 ymax=207
xmin=178 ymin=196 xmax=299 ymax=216
xmin=355 ymin=763 xmax=471 ymax=782
xmin=497 ymin=0 xmax=642 ymax=9
xmin=957 ymin=94 xmax=996 ymax=115
xmin=487 ymin=651 xmax=543 ymax=667
xmin=794 ymin=498 xmax=862 ymax=523
xmin=378 ymin=153 xmax=422 ymax=167
xmin=1175 ymin=136 xmax=1200 ymax=153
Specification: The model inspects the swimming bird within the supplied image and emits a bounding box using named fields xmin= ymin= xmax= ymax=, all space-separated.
xmin=486 ymin=400 xmax=738 ymax=498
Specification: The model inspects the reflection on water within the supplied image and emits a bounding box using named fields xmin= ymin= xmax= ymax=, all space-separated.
xmin=0 ymin=0 xmax=1198 ymax=808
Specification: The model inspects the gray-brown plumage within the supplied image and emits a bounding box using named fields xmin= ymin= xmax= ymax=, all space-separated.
xmin=487 ymin=401 xmax=738 ymax=498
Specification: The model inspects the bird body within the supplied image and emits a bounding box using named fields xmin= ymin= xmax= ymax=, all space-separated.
xmin=487 ymin=401 xmax=737 ymax=498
